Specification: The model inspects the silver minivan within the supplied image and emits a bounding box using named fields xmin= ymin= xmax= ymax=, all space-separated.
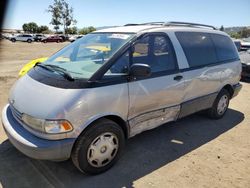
xmin=2 ymin=22 xmax=242 ymax=174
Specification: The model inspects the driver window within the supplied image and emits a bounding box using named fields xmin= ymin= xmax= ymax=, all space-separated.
xmin=105 ymin=51 xmax=129 ymax=76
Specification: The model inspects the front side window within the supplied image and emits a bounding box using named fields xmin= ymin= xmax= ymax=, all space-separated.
xmin=105 ymin=51 xmax=129 ymax=76
xmin=44 ymin=33 xmax=134 ymax=79
xmin=176 ymin=32 xmax=217 ymax=68
xmin=132 ymin=34 xmax=177 ymax=73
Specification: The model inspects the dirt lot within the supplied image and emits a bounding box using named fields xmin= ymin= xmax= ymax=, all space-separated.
xmin=0 ymin=39 xmax=250 ymax=188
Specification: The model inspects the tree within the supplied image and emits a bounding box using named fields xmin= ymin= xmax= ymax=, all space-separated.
xmin=22 ymin=22 xmax=39 ymax=33
xmin=47 ymin=0 xmax=76 ymax=34
xmin=88 ymin=26 xmax=96 ymax=33
xmin=41 ymin=29 xmax=53 ymax=34
xmin=47 ymin=0 xmax=63 ymax=33
xmin=79 ymin=26 xmax=96 ymax=35
xmin=238 ymin=27 xmax=250 ymax=38
xmin=22 ymin=23 xmax=28 ymax=32
xmin=65 ymin=26 xmax=78 ymax=34
xmin=61 ymin=0 xmax=77 ymax=34
xmin=37 ymin=25 xmax=49 ymax=33
xmin=219 ymin=25 xmax=224 ymax=31
xmin=230 ymin=32 xmax=241 ymax=39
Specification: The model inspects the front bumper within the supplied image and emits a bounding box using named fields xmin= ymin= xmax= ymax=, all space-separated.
xmin=2 ymin=104 xmax=75 ymax=161
xmin=232 ymin=83 xmax=242 ymax=98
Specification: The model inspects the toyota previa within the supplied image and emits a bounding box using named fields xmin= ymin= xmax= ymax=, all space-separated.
xmin=2 ymin=22 xmax=242 ymax=174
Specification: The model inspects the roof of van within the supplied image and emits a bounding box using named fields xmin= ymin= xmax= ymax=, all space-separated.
xmin=94 ymin=25 xmax=161 ymax=33
xmin=94 ymin=24 xmax=227 ymax=35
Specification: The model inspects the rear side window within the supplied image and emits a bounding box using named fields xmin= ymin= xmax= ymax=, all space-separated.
xmin=211 ymin=34 xmax=239 ymax=62
xmin=175 ymin=32 xmax=217 ymax=68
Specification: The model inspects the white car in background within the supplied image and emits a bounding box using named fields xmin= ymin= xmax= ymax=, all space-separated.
xmin=69 ymin=35 xmax=83 ymax=42
xmin=10 ymin=34 xmax=34 ymax=43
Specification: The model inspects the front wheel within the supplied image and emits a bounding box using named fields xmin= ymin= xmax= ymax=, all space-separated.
xmin=71 ymin=119 xmax=125 ymax=175
xmin=207 ymin=89 xmax=230 ymax=119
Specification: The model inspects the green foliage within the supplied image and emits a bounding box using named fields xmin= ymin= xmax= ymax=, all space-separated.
xmin=22 ymin=22 xmax=39 ymax=33
xmin=22 ymin=23 xmax=51 ymax=34
xmin=219 ymin=25 xmax=224 ymax=31
xmin=37 ymin=25 xmax=49 ymax=33
xmin=41 ymin=29 xmax=53 ymax=34
xmin=47 ymin=0 xmax=76 ymax=34
xmin=65 ymin=26 xmax=78 ymax=34
xmin=230 ymin=27 xmax=250 ymax=39
xmin=79 ymin=26 xmax=96 ymax=35
xmin=47 ymin=0 xmax=63 ymax=32
xmin=229 ymin=32 xmax=241 ymax=39
xmin=238 ymin=27 xmax=250 ymax=38
xmin=61 ymin=1 xmax=77 ymax=32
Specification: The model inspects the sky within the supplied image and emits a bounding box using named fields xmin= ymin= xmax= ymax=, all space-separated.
xmin=2 ymin=0 xmax=250 ymax=30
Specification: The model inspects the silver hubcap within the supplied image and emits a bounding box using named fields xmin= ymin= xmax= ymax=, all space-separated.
xmin=217 ymin=95 xmax=228 ymax=115
xmin=87 ymin=132 xmax=119 ymax=167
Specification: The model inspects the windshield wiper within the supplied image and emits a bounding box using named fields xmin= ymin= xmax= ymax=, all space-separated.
xmin=35 ymin=63 xmax=74 ymax=81
xmin=35 ymin=63 xmax=52 ymax=71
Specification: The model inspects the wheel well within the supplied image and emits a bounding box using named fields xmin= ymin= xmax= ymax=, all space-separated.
xmin=82 ymin=115 xmax=129 ymax=139
xmin=104 ymin=115 xmax=129 ymax=139
xmin=222 ymin=84 xmax=234 ymax=98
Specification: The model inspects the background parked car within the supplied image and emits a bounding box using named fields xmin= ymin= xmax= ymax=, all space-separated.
xmin=241 ymin=40 xmax=250 ymax=51
xmin=33 ymin=34 xmax=46 ymax=42
xmin=233 ymin=40 xmax=241 ymax=52
xmin=240 ymin=49 xmax=250 ymax=80
xmin=41 ymin=36 xmax=63 ymax=43
xmin=59 ymin=35 xmax=69 ymax=42
xmin=69 ymin=35 xmax=83 ymax=42
xmin=10 ymin=34 xmax=34 ymax=43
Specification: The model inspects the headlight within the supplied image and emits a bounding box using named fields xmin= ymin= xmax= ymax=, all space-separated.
xmin=44 ymin=120 xmax=73 ymax=134
xmin=22 ymin=114 xmax=44 ymax=132
xmin=22 ymin=114 xmax=73 ymax=134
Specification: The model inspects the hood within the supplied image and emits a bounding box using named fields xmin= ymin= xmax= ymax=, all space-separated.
xmin=9 ymin=75 xmax=81 ymax=119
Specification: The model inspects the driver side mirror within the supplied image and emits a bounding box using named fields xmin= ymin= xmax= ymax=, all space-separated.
xmin=130 ymin=63 xmax=151 ymax=77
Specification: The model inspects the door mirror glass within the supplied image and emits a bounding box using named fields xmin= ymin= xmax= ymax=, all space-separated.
xmin=130 ymin=63 xmax=151 ymax=77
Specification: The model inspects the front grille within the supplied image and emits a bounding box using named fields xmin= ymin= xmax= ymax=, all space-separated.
xmin=9 ymin=104 xmax=23 ymax=122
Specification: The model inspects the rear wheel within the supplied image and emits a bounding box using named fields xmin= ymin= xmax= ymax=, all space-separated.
xmin=27 ymin=39 xmax=32 ymax=43
xmin=208 ymin=89 xmax=230 ymax=119
xmin=57 ymin=40 xmax=60 ymax=43
xmin=11 ymin=38 xmax=16 ymax=42
xmin=71 ymin=119 xmax=125 ymax=174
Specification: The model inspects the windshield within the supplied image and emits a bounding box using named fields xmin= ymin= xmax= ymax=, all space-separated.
xmin=44 ymin=33 xmax=134 ymax=79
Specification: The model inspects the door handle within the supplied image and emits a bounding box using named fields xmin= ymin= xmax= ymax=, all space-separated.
xmin=173 ymin=75 xmax=183 ymax=81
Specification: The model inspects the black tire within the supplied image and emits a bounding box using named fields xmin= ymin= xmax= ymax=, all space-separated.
xmin=71 ymin=119 xmax=125 ymax=175
xmin=43 ymin=40 xmax=47 ymax=43
xmin=27 ymin=39 xmax=32 ymax=43
xmin=57 ymin=40 xmax=60 ymax=43
xmin=11 ymin=38 xmax=16 ymax=42
xmin=207 ymin=89 xmax=230 ymax=119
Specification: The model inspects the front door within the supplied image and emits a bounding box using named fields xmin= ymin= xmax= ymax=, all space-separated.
xmin=128 ymin=33 xmax=185 ymax=137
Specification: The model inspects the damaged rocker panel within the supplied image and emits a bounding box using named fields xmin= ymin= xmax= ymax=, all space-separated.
xmin=129 ymin=105 xmax=180 ymax=137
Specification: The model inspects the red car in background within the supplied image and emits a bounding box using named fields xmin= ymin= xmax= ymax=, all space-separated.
xmin=41 ymin=36 xmax=63 ymax=43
